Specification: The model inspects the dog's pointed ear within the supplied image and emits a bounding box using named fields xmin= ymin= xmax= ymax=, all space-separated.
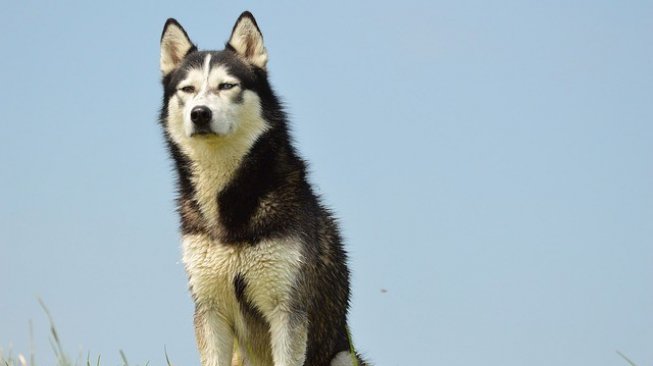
xmin=160 ymin=18 xmax=196 ymax=76
xmin=226 ymin=11 xmax=268 ymax=69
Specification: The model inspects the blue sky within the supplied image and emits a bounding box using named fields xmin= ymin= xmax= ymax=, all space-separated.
xmin=1 ymin=1 xmax=651 ymax=365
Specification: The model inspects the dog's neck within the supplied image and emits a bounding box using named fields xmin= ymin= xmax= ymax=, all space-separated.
xmin=187 ymin=126 xmax=268 ymax=225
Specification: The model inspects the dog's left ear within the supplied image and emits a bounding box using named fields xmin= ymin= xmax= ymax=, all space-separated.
xmin=227 ymin=11 xmax=268 ymax=69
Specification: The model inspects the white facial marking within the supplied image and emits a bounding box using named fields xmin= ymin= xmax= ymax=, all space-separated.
xmin=173 ymin=56 xmax=250 ymax=139
xmin=200 ymin=54 xmax=211 ymax=96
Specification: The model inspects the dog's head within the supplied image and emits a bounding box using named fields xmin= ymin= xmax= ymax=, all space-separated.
xmin=159 ymin=12 xmax=270 ymax=147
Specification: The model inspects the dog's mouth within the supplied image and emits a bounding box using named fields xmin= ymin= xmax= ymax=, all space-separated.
xmin=190 ymin=131 xmax=217 ymax=137
xmin=185 ymin=118 xmax=235 ymax=138
xmin=189 ymin=126 xmax=218 ymax=137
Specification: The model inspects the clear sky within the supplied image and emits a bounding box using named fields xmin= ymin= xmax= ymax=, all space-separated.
xmin=1 ymin=1 xmax=651 ymax=366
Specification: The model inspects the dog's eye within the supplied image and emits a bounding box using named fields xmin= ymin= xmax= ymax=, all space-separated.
xmin=218 ymin=83 xmax=238 ymax=90
xmin=179 ymin=86 xmax=196 ymax=93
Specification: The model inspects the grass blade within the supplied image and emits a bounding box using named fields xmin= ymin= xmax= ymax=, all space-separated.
xmin=119 ymin=350 xmax=129 ymax=366
xmin=164 ymin=346 xmax=173 ymax=366
xmin=29 ymin=320 xmax=35 ymax=366
xmin=617 ymin=351 xmax=638 ymax=366
xmin=38 ymin=298 xmax=70 ymax=366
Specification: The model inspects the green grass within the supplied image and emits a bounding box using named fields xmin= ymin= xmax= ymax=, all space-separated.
xmin=1 ymin=301 xmax=172 ymax=366
xmin=3 ymin=301 xmax=642 ymax=366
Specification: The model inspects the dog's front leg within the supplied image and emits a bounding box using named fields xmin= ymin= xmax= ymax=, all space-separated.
xmin=267 ymin=308 xmax=308 ymax=366
xmin=194 ymin=306 xmax=234 ymax=366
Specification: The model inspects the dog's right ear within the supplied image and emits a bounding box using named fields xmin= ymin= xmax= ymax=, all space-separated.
xmin=160 ymin=19 xmax=196 ymax=76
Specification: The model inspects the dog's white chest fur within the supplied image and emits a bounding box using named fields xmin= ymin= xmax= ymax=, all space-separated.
xmin=182 ymin=234 xmax=306 ymax=364
xmin=182 ymin=233 xmax=304 ymax=320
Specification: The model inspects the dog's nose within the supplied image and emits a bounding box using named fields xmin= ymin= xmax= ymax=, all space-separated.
xmin=190 ymin=106 xmax=212 ymax=126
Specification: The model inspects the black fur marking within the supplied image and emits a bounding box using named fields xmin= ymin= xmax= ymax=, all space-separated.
xmin=233 ymin=274 xmax=266 ymax=322
xmin=209 ymin=51 xmax=259 ymax=88
xmin=233 ymin=273 xmax=247 ymax=304
xmin=233 ymin=89 xmax=245 ymax=104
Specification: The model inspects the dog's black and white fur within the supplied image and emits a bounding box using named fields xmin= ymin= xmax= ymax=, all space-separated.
xmin=158 ymin=12 xmax=368 ymax=366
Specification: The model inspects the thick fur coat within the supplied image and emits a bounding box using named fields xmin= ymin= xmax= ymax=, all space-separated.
xmin=158 ymin=11 xmax=368 ymax=366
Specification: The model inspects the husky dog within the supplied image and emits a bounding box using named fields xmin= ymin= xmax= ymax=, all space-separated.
xmin=158 ymin=11 xmax=369 ymax=366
